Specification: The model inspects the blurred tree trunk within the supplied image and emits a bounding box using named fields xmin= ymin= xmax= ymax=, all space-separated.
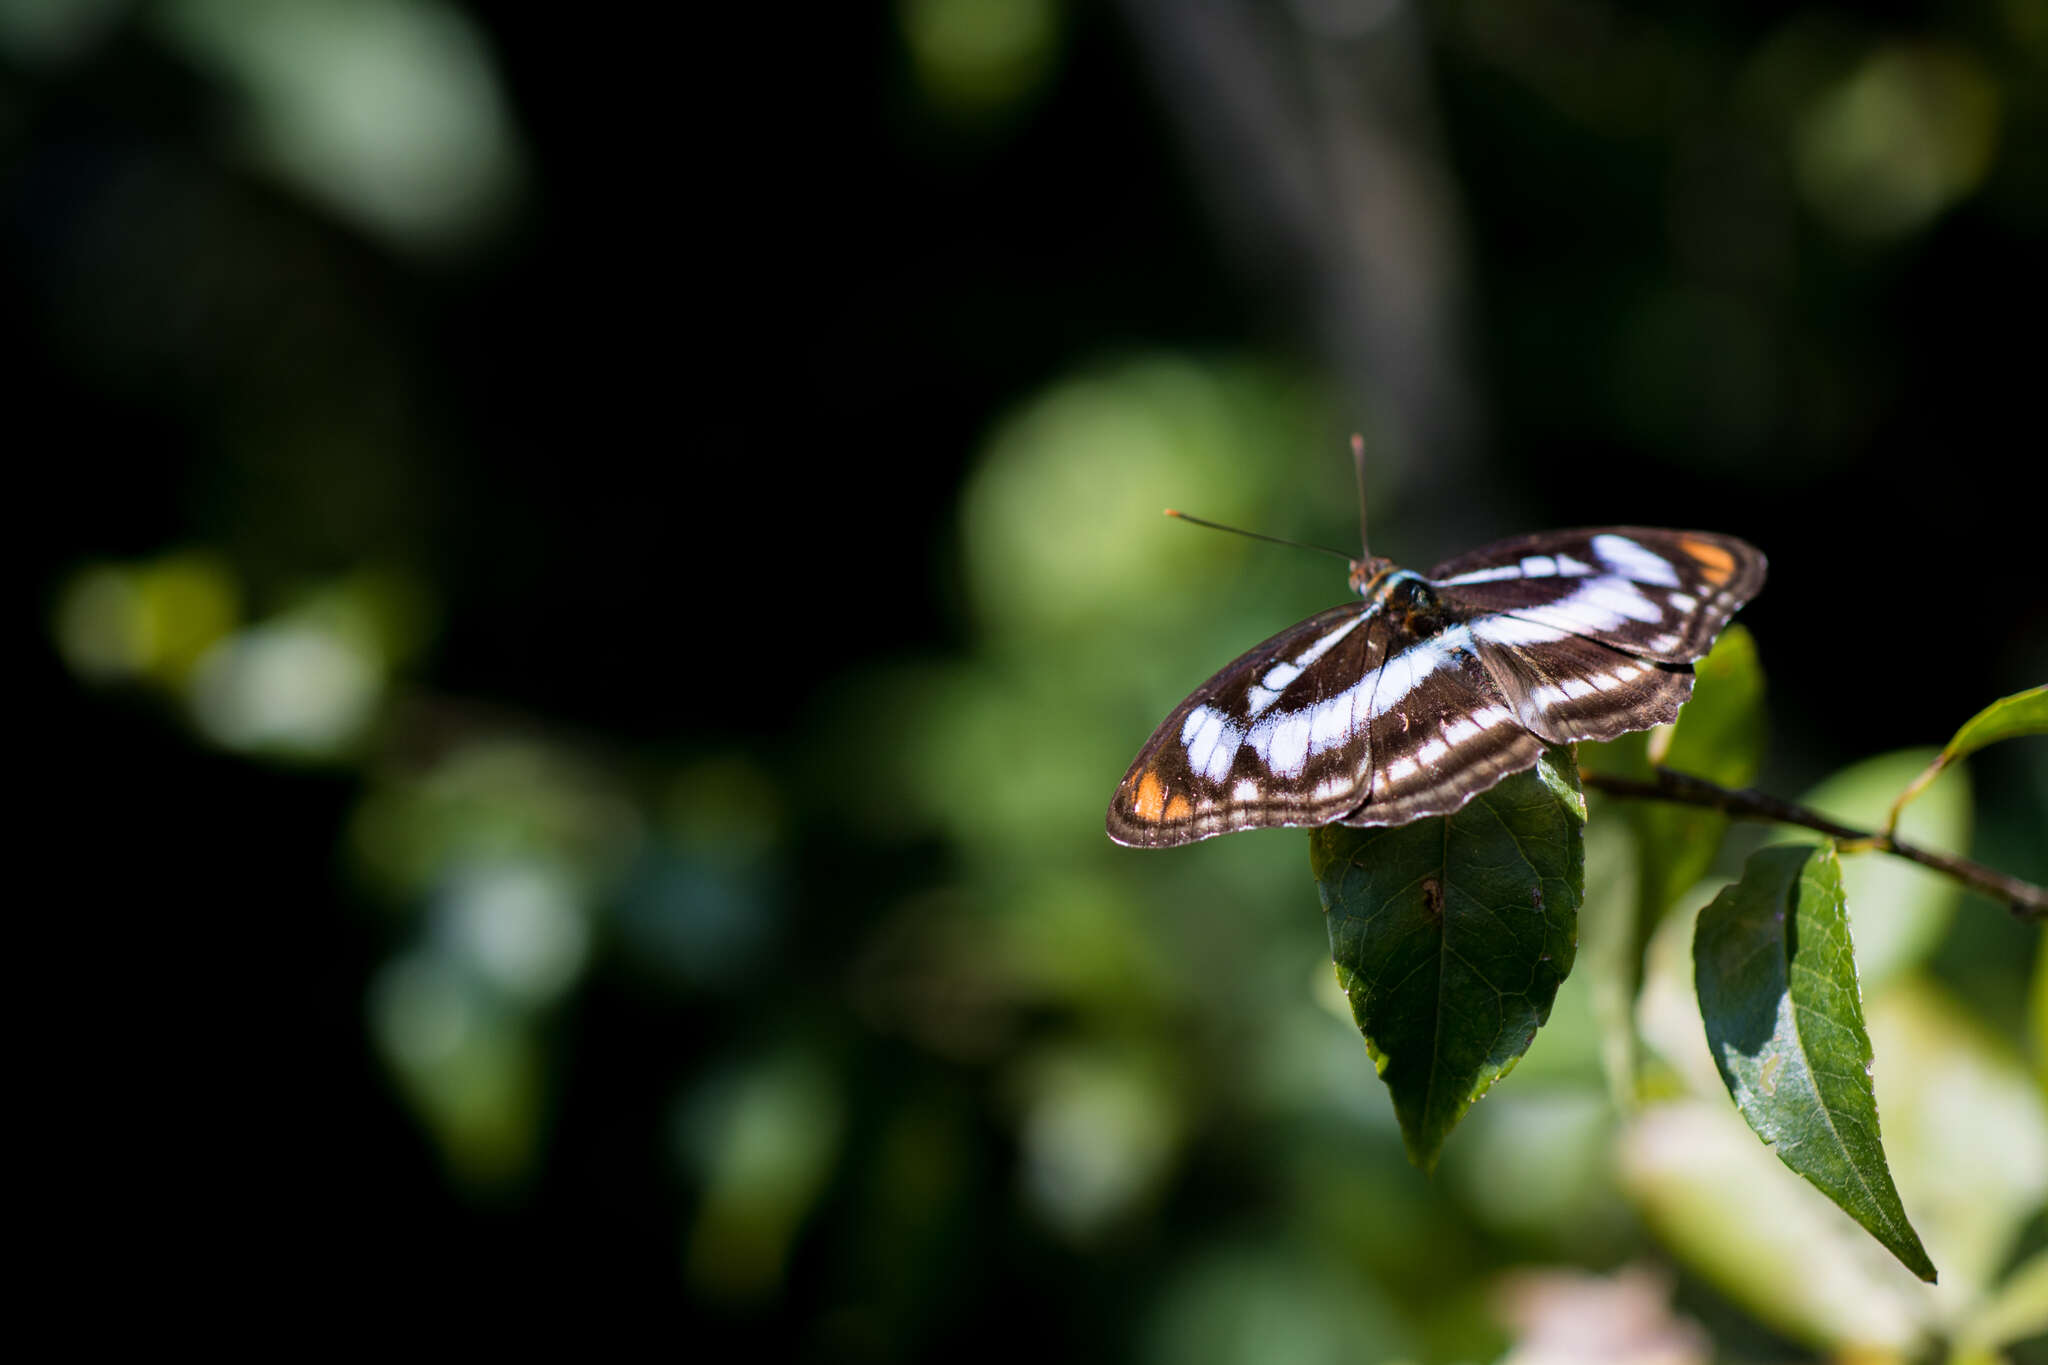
xmin=1116 ymin=0 xmax=1495 ymax=541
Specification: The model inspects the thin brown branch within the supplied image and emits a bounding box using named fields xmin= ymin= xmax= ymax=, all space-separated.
xmin=1579 ymin=767 xmax=2048 ymax=921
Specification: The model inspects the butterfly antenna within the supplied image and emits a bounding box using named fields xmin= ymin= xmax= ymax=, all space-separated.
xmin=1163 ymin=509 xmax=1355 ymax=564
xmin=1351 ymin=432 xmax=1372 ymax=559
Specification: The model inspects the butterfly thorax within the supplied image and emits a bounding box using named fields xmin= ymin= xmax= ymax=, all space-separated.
xmin=1352 ymin=563 xmax=1460 ymax=640
xmin=1392 ymin=571 xmax=1454 ymax=633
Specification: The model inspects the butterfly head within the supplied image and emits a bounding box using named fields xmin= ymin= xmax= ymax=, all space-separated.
xmin=1346 ymin=555 xmax=1397 ymax=597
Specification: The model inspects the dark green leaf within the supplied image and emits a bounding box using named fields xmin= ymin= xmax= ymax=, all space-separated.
xmin=1694 ymin=843 xmax=1936 ymax=1282
xmin=1313 ymin=746 xmax=1584 ymax=1171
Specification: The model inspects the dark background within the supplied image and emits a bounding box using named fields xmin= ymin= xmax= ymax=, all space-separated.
xmin=12 ymin=1 xmax=2043 ymax=1355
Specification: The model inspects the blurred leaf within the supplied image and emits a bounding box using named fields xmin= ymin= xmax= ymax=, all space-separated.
xmin=1144 ymin=1242 xmax=1414 ymax=1365
xmin=1694 ymin=843 xmax=1935 ymax=1281
xmin=188 ymin=616 xmax=384 ymax=759
xmin=1792 ymin=43 xmax=1999 ymax=243
xmin=1011 ymin=1042 xmax=1185 ymax=1241
xmin=960 ymin=355 xmax=1328 ymax=644
xmin=349 ymin=738 xmax=642 ymax=903
xmin=1584 ymin=627 xmax=1767 ymax=1107
xmin=2034 ymin=937 xmax=2048 ymax=1093
xmin=1619 ymin=1099 xmax=1932 ymax=1355
xmin=1578 ymin=727 xmax=1651 ymax=779
xmin=677 ymin=1048 xmax=845 ymax=1303
xmin=368 ymin=949 xmax=545 ymax=1187
xmin=1314 ymin=746 xmax=1584 ymax=1171
xmin=1639 ymin=624 xmax=1767 ymax=922
xmin=1441 ymin=1088 xmax=1629 ymax=1257
xmin=1862 ymin=980 xmax=2048 ymax=1312
xmin=53 ymin=552 xmax=242 ymax=685
xmin=898 ymin=0 xmax=1063 ymax=118
xmin=1633 ymin=881 xmax=1730 ymax=1101
xmin=154 ymin=0 xmax=524 ymax=252
xmin=1782 ymin=749 xmax=1970 ymax=990
xmin=1888 ymin=685 xmax=2048 ymax=834
xmin=1578 ymin=816 xmax=1650 ymax=1109
xmin=1958 ymin=1248 xmax=2048 ymax=1355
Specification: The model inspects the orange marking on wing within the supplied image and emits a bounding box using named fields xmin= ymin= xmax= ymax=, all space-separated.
xmin=1163 ymin=794 xmax=1192 ymax=821
xmin=1680 ymin=536 xmax=1736 ymax=586
xmin=1134 ymin=769 xmax=1167 ymax=822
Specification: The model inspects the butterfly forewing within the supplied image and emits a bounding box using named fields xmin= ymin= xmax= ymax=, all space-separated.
xmin=1429 ymin=527 xmax=1765 ymax=663
xmin=1344 ymin=624 xmax=1548 ymax=828
xmin=1107 ymin=605 xmax=1391 ymax=847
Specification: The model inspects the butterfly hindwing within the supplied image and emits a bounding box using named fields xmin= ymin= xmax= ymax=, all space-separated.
xmin=1429 ymin=527 xmax=1765 ymax=663
xmin=1471 ymin=625 xmax=1696 ymax=745
xmin=1107 ymin=605 xmax=1392 ymax=847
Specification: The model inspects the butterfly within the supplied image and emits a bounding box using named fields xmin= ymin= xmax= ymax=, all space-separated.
xmin=1107 ymin=500 xmax=1766 ymax=847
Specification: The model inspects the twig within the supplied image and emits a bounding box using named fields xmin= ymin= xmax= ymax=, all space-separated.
xmin=1579 ymin=767 xmax=2048 ymax=921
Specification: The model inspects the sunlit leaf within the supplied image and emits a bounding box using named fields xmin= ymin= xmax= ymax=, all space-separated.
xmin=1694 ymin=843 xmax=1935 ymax=1281
xmin=1313 ymin=745 xmax=1584 ymax=1171
xmin=1887 ymin=685 xmax=2048 ymax=834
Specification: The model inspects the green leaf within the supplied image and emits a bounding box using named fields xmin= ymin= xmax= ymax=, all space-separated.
xmin=1693 ymin=843 xmax=1936 ymax=1281
xmin=1887 ymin=685 xmax=2047 ymax=833
xmin=1313 ymin=745 xmax=1584 ymax=1171
xmin=1937 ymin=683 xmax=2048 ymax=762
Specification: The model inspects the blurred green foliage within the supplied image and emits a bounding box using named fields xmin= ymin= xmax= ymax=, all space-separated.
xmin=16 ymin=0 xmax=2046 ymax=1359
